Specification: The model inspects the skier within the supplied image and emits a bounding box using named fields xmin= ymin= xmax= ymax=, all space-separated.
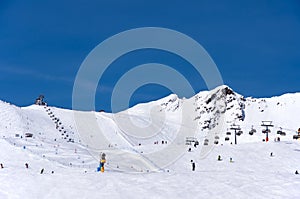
xmin=295 ymin=170 xmax=299 ymax=175
xmin=0 ymin=163 xmax=3 ymax=169
xmin=270 ymin=152 xmax=273 ymax=157
xmin=230 ymin=157 xmax=233 ymax=163
xmin=25 ymin=163 xmax=29 ymax=169
xmin=40 ymin=168 xmax=44 ymax=174
xmin=191 ymin=160 xmax=195 ymax=171
xmin=218 ymin=155 xmax=222 ymax=161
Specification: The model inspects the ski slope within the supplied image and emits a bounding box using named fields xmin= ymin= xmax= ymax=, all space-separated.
xmin=0 ymin=85 xmax=300 ymax=198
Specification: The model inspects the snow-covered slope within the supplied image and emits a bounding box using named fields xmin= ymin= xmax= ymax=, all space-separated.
xmin=0 ymin=85 xmax=300 ymax=199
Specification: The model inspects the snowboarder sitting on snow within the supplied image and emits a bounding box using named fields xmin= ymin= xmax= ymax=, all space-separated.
xmin=295 ymin=170 xmax=299 ymax=175
xmin=99 ymin=153 xmax=106 ymax=172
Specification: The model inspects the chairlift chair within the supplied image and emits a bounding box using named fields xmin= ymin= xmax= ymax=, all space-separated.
xmin=293 ymin=135 xmax=299 ymax=140
xmin=262 ymin=129 xmax=270 ymax=134
xmin=236 ymin=131 xmax=243 ymax=136
xmin=280 ymin=131 xmax=286 ymax=136
xmin=277 ymin=128 xmax=283 ymax=134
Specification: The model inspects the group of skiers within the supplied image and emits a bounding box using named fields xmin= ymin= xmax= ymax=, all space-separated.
xmin=153 ymin=140 xmax=168 ymax=145
xmin=189 ymin=155 xmax=237 ymax=171
xmin=0 ymin=162 xmax=53 ymax=174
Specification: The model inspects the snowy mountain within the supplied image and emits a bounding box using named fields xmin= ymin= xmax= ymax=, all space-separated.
xmin=0 ymin=85 xmax=300 ymax=199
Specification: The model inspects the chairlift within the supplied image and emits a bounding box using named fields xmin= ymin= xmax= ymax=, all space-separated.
xmin=204 ymin=142 xmax=209 ymax=146
xmin=226 ymin=132 xmax=231 ymax=135
xmin=225 ymin=137 xmax=230 ymax=141
xmin=214 ymin=140 xmax=219 ymax=145
xmin=215 ymin=136 xmax=220 ymax=140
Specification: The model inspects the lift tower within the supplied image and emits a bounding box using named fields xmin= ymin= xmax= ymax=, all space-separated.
xmin=230 ymin=124 xmax=241 ymax=145
xmin=261 ymin=121 xmax=274 ymax=142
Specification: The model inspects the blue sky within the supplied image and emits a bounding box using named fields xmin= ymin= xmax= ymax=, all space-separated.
xmin=0 ymin=0 xmax=299 ymax=112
